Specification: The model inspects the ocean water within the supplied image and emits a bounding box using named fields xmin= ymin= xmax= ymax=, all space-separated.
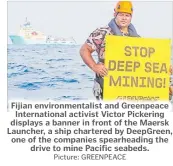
xmin=8 ymin=44 xmax=96 ymax=101
xmin=8 ymin=44 xmax=173 ymax=101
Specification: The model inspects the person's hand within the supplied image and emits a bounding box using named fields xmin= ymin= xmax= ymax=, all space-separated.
xmin=169 ymin=65 xmax=173 ymax=96
xmin=169 ymin=86 xmax=173 ymax=95
xmin=170 ymin=65 xmax=172 ymax=74
xmin=92 ymin=63 xmax=108 ymax=77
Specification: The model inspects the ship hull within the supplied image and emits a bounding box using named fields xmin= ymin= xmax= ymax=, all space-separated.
xmin=9 ymin=35 xmax=26 ymax=44
xmin=9 ymin=35 xmax=77 ymax=45
xmin=9 ymin=35 xmax=46 ymax=44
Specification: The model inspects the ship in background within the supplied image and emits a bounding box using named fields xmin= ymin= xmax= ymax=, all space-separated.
xmin=9 ymin=18 xmax=77 ymax=45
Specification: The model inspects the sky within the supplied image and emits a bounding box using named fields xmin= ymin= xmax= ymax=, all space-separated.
xmin=7 ymin=1 xmax=173 ymax=44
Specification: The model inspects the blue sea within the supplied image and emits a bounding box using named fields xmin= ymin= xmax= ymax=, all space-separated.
xmin=8 ymin=44 xmax=173 ymax=101
xmin=8 ymin=44 xmax=97 ymax=101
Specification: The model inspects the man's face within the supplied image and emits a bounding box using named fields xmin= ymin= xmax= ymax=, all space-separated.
xmin=115 ymin=12 xmax=132 ymax=28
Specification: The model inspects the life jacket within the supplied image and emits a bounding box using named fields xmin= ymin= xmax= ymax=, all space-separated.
xmin=95 ymin=19 xmax=140 ymax=90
